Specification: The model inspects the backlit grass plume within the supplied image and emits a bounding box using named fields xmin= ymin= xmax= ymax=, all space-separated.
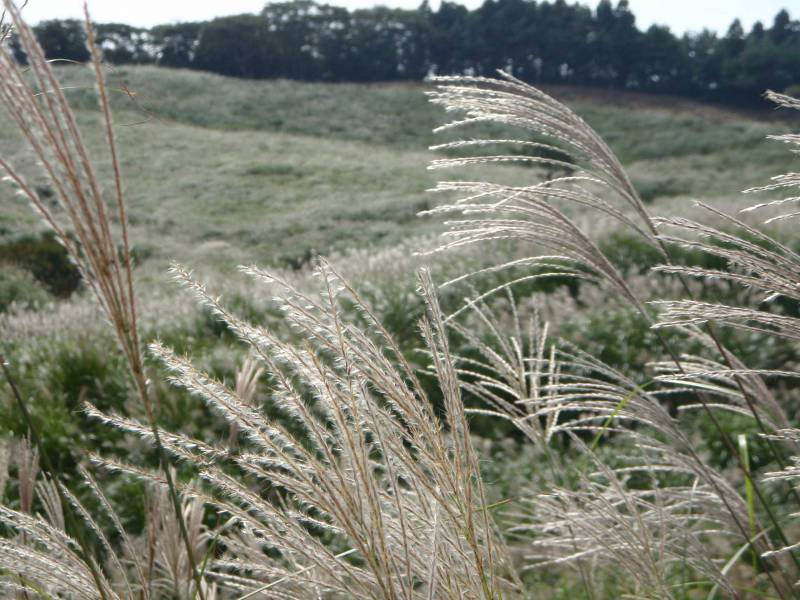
xmin=445 ymin=294 xmax=748 ymax=598
xmin=425 ymin=72 xmax=800 ymax=596
xmin=0 ymin=1 xmax=206 ymax=595
xmin=86 ymin=262 xmax=521 ymax=598
xmin=647 ymin=90 xmax=800 ymax=585
xmin=424 ymin=72 xmax=664 ymax=314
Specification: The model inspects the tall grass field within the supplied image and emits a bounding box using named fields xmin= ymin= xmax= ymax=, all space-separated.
xmin=2 ymin=4 xmax=800 ymax=598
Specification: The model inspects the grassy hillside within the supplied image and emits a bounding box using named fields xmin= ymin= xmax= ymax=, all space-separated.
xmin=4 ymin=62 xmax=800 ymax=599
xmin=1 ymin=65 xmax=795 ymax=280
xmin=4 ymin=65 xmax=797 ymax=407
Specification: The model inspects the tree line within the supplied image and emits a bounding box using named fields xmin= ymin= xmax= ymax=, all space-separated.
xmin=16 ymin=0 xmax=800 ymax=105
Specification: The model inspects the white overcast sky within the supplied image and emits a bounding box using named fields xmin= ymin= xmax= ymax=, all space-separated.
xmin=13 ymin=0 xmax=797 ymax=35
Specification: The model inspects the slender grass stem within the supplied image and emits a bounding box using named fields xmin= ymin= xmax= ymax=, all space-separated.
xmin=0 ymin=354 xmax=111 ymax=600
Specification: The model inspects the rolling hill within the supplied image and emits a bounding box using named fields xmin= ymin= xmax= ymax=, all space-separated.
xmin=1 ymin=65 xmax=796 ymax=280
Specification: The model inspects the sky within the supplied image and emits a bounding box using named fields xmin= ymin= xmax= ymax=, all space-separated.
xmin=12 ymin=0 xmax=796 ymax=35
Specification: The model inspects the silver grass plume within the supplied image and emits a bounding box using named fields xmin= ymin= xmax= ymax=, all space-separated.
xmin=143 ymin=480 xmax=217 ymax=598
xmin=424 ymin=71 xmax=663 ymax=313
xmin=229 ymin=356 xmax=265 ymax=448
xmin=425 ymin=73 xmax=798 ymax=594
xmin=649 ymin=90 xmax=800 ymax=582
xmin=443 ymin=294 xmax=746 ymax=597
xmin=0 ymin=442 xmax=218 ymax=598
xmin=0 ymin=466 xmax=121 ymax=598
xmin=89 ymin=261 xmax=521 ymax=599
xmin=741 ymin=91 xmax=800 ymax=224
xmin=648 ymin=92 xmax=800 ymax=438
xmin=0 ymin=3 xmax=208 ymax=595
xmin=653 ymin=204 xmax=800 ymax=342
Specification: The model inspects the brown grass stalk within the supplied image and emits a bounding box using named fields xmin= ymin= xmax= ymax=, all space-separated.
xmin=0 ymin=2 xmax=206 ymax=597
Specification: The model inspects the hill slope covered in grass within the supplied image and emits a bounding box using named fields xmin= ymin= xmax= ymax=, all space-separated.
xmin=5 ymin=59 xmax=800 ymax=599
xmin=1 ymin=64 xmax=796 ymax=279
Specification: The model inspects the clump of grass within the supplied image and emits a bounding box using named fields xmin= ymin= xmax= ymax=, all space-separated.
xmin=115 ymin=263 xmax=521 ymax=598
xmin=423 ymin=71 xmax=800 ymax=596
xmin=0 ymin=265 xmax=49 ymax=311
xmin=0 ymin=2 xmax=206 ymax=595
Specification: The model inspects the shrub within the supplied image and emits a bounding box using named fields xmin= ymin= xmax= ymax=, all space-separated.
xmin=0 ymin=232 xmax=81 ymax=297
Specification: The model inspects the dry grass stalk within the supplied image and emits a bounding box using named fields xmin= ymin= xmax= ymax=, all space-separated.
xmin=646 ymin=90 xmax=800 ymax=584
xmin=228 ymin=356 xmax=264 ymax=448
xmin=61 ymin=261 xmax=520 ymax=597
xmin=444 ymin=296 xmax=749 ymax=597
xmin=425 ymin=73 xmax=800 ymax=595
xmin=0 ymin=2 xmax=206 ymax=596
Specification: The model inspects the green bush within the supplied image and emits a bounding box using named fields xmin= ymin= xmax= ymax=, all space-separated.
xmin=0 ymin=232 xmax=81 ymax=297
xmin=632 ymin=175 xmax=692 ymax=202
xmin=0 ymin=337 xmax=133 ymax=475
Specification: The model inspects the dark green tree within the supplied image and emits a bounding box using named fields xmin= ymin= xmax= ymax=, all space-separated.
xmin=682 ymin=29 xmax=722 ymax=97
xmin=33 ymin=19 xmax=90 ymax=62
xmin=95 ymin=24 xmax=153 ymax=64
xmin=770 ymin=9 xmax=792 ymax=43
xmin=636 ymin=25 xmax=688 ymax=92
xmin=590 ymin=0 xmax=641 ymax=86
xmin=21 ymin=2 xmax=800 ymax=106
xmin=427 ymin=1 xmax=470 ymax=75
xmin=151 ymin=23 xmax=202 ymax=68
xmin=193 ymin=15 xmax=277 ymax=78
xmin=260 ymin=1 xmax=324 ymax=79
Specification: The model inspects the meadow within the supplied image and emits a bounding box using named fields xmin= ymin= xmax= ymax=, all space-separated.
xmin=2 ymin=65 xmax=796 ymax=274
xmin=2 ymin=39 xmax=800 ymax=599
